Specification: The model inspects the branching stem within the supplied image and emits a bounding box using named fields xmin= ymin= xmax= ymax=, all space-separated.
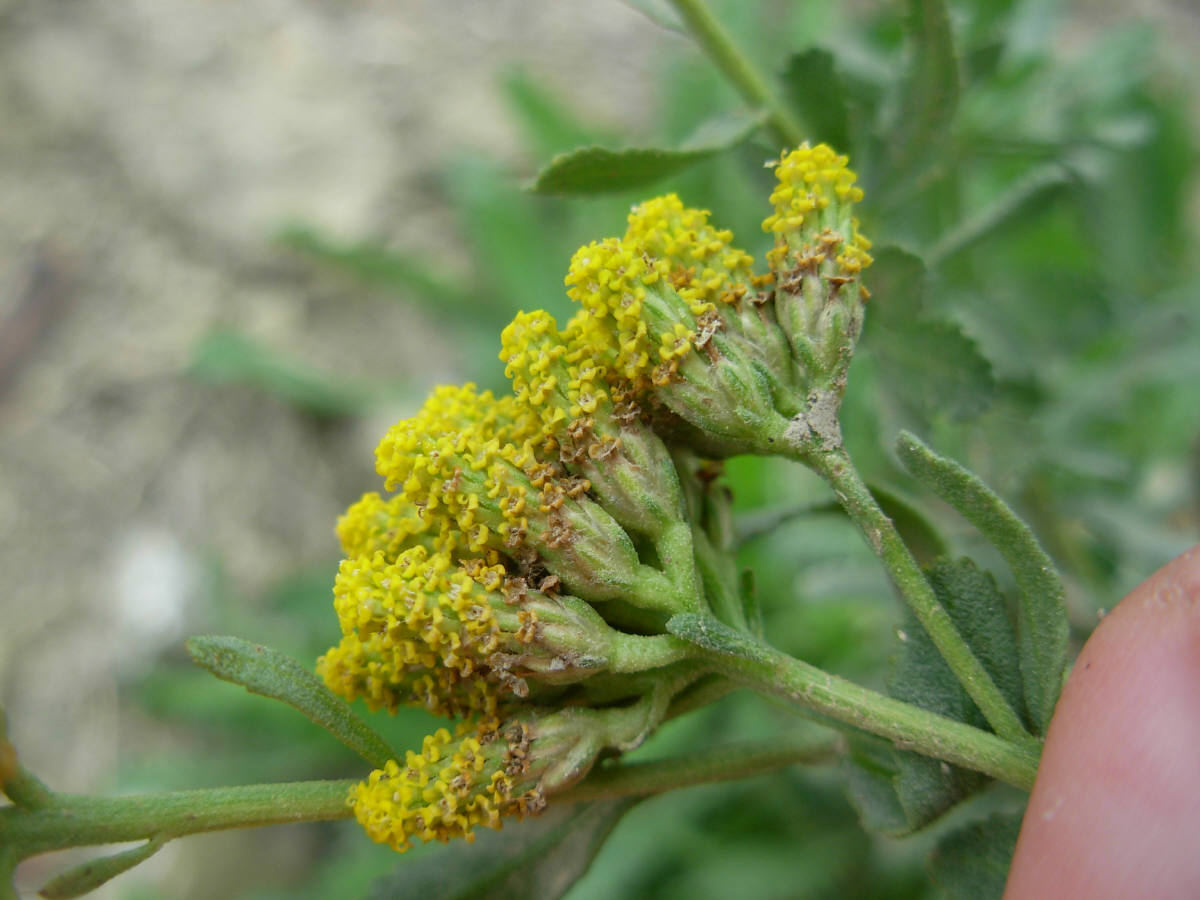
xmin=802 ymin=446 xmax=1033 ymax=744
xmin=666 ymin=0 xmax=805 ymax=146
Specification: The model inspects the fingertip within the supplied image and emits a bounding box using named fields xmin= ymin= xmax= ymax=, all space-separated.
xmin=1005 ymin=544 xmax=1200 ymax=899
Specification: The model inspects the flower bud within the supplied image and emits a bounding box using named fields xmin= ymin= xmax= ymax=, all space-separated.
xmin=352 ymin=701 xmax=660 ymax=853
xmin=499 ymin=308 xmax=685 ymax=538
xmin=372 ymin=383 xmax=681 ymax=611
xmin=565 ymin=231 xmax=793 ymax=457
xmin=318 ymin=544 xmax=667 ymax=718
xmin=762 ymin=143 xmax=872 ymax=395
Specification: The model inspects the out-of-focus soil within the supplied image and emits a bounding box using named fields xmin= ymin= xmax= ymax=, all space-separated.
xmin=0 ymin=2 xmax=661 ymax=895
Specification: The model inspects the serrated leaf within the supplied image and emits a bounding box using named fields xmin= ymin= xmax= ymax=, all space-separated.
xmin=365 ymin=799 xmax=635 ymax=900
xmin=928 ymin=812 xmax=1023 ymax=900
xmin=865 ymin=246 xmax=927 ymax=321
xmin=186 ymin=635 xmax=396 ymax=770
xmin=38 ymin=840 xmax=164 ymax=899
xmin=845 ymin=558 xmax=1023 ymax=834
xmin=780 ymin=48 xmax=851 ymax=152
xmin=927 ymin=164 xmax=1074 ymax=266
xmin=890 ymin=0 xmax=961 ymax=178
xmin=841 ymin=741 xmax=909 ymax=835
xmin=895 ymin=433 xmax=1070 ymax=732
xmin=528 ymin=111 xmax=764 ymax=195
xmin=665 ymin=613 xmax=771 ymax=664
xmin=865 ymin=247 xmax=995 ymax=424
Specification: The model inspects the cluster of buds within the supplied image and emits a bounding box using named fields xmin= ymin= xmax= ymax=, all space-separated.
xmin=321 ymin=143 xmax=871 ymax=853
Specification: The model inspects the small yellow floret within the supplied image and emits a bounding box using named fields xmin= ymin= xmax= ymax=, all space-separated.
xmin=351 ymin=722 xmax=541 ymax=852
xmin=762 ymin=143 xmax=863 ymax=237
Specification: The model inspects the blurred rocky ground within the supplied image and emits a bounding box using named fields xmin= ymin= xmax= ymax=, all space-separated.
xmin=1 ymin=0 xmax=1197 ymax=897
xmin=0 ymin=2 xmax=660 ymax=895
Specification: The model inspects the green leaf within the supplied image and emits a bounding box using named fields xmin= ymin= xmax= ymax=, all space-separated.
xmin=869 ymin=485 xmax=949 ymax=568
xmin=1 ymin=846 xmax=16 ymax=900
xmin=780 ymin=48 xmax=851 ymax=152
xmin=865 ymin=247 xmax=995 ymax=423
xmin=890 ymin=0 xmax=961 ymax=177
xmin=186 ymin=635 xmax=396 ymax=770
xmin=927 ymin=164 xmax=1075 ymax=266
xmin=501 ymin=67 xmax=613 ymax=159
xmin=845 ymin=558 xmax=1023 ymax=834
xmin=895 ymin=433 xmax=1070 ymax=733
xmin=621 ymin=0 xmax=685 ymax=33
xmin=928 ymin=812 xmax=1023 ymax=900
xmin=528 ymin=110 xmax=765 ymax=195
xmin=841 ymin=740 xmax=909 ymax=835
xmin=277 ymin=224 xmax=476 ymax=313
xmin=665 ymin=613 xmax=771 ymax=664
xmin=189 ymin=331 xmax=379 ymax=418
xmin=365 ymin=800 xmax=636 ymax=900
xmin=38 ymin=839 xmax=164 ymax=899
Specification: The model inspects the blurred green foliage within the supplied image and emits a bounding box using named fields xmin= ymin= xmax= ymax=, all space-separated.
xmin=138 ymin=0 xmax=1198 ymax=896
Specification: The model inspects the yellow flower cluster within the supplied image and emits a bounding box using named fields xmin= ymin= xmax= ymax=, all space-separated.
xmin=763 ymin=143 xmax=872 ymax=274
xmin=373 ymin=383 xmax=541 ymax=556
xmin=352 ymin=723 xmax=544 ymax=853
xmin=499 ymin=309 xmax=611 ymax=447
xmin=329 ymin=142 xmax=873 ymax=855
xmin=626 ymin=194 xmax=758 ymax=307
xmin=564 ymin=193 xmax=759 ymax=391
xmin=499 ymin=308 xmax=683 ymax=537
xmin=321 ymin=547 xmax=507 ymax=715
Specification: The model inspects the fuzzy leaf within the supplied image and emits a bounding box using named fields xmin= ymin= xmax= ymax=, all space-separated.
xmin=865 ymin=247 xmax=995 ymax=423
xmin=845 ymin=558 xmax=1023 ymax=834
xmin=529 ymin=111 xmax=764 ymax=195
xmin=780 ymin=48 xmax=851 ymax=152
xmin=896 ymin=433 xmax=1070 ymax=732
xmin=928 ymin=812 xmax=1023 ymax=900
xmin=186 ymin=635 xmax=396 ymax=770
xmin=666 ymin=613 xmax=771 ymax=664
xmin=928 ymin=164 xmax=1075 ymax=266
xmin=890 ymin=0 xmax=960 ymax=177
xmin=365 ymin=799 xmax=635 ymax=900
xmin=39 ymin=839 xmax=164 ymax=899
xmin=841 ymin=741 xmax=909 ymax=835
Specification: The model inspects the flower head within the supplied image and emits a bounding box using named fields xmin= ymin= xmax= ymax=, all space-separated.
xmin=318 ymin=542 xmax=638 ymax=718
xmin=352 ymin=700 xmax=659 ymax=853
xmin=500 ymin=309 xmax=684 ymax=538
xmin=762 ymin=144 xmax=873 ymax=396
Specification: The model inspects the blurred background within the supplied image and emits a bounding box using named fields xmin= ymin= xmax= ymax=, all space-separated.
xmin=1 ymin=0 xmax=1197 ymax=897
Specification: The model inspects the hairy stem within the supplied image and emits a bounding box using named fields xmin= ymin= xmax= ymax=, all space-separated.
xmin=2 ymin=780 xmax=355 ymax=861
xmin=559 ymin=733 xmax=836 ymax=803
xmin=706 ymin=638 xmax=1040 ymax=789
xmin=804 ymin=446 xmax=1032 ymax=743
xmin=667 ymin=0 xmax=805 ymax=147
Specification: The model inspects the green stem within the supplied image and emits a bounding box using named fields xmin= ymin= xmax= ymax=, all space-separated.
xmin=609 ymin=633 xmax=693 ymax=673
xmin=559 ymin=733 xmax=836 ymax=803
xmin=667 ymin=0 xmax=805 ymax=147
xmin=706 ymin=640 xmax=1040 ymax=789
xmin=691 ymin=525 xmax=747 ymax=629
xmin=0 ymin=753 xmax=56 ymax=810
xmin=665 ymin=673 xmax=739 ymax=720
xmin=657 ymin=520 xmax=705 ymax=614
xmin=2 ymin=780 xmax=355 ymax=861
xmin=805 ymin=447 xmax=1032 ymax=743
